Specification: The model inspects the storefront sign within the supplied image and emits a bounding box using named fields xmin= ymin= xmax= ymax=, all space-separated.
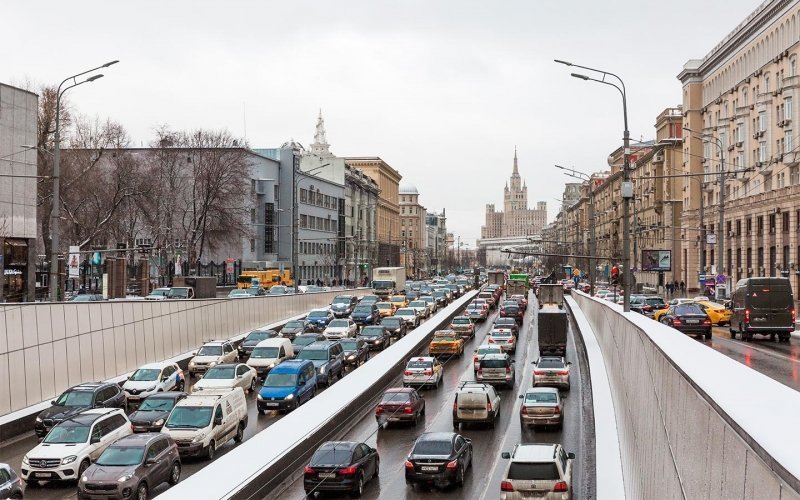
xmin=3 ymin=269 xmax=22 ymax=275
xmin=69 ymin=246 xmax=80 ymax=278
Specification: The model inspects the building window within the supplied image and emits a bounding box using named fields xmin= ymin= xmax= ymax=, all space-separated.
xmin=300 ymin=189 xmax=308 ymax=203
xmin=264 ymin=202 xmax=275 ymax=253
xmin=758 ymin=142 xmax=767 ymax=163
xmin=250 ymin=239 xmax=256 ymax=252
xmin=786 ymin=130 xmax=793 ymax=154
xmin=765 ymin=74 xmax=771 ymax=93
xmin=758 ymin=111 xmax=766 ymax=132
xmin=786 ymin=97 xmax=793 ymax=121
xmin=300 ymin=214 xmax=308 ymax=228
xmin=791 ymin=167 xmax=800 ymax=185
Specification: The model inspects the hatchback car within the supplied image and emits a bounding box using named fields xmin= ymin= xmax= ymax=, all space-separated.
xmin=304 ymin=308 xmax=335 ymax=332
xmin=473 ymin=344 xmax=505 ymax=373
xmin=330 ymin=295 xmax=359 ymax=318
xmin=36 ymin=382 xmax=126 ymax=438
xmin=403 ymin=357 xmax=443 ymax=389
xmin=304 ymin=441 xmax=379 ymax=497
xmin=280 ymin=320 xmax=306 ymax=340
xmin=188 ymin=340 xmax=237 ymax=377
xmin=237 ymin=329 xmax=279 ymax=358
xmin=192 ymin=363 xmax=258 ymax=393
xmin=128 ymin=392 xmax=188 ymax=433
xmin=381 ymin=317 xmax=408 ymax=339
xmin=77 ymin=433 xmax=181 ymax=500
xmin=476 ymin=353 xmax=516 ymax=388
xmin=375 ymin=387 xmax=425 ymax=427
xmin=350 ymin=304 xmax=381 ymax=326
xmin=519 ymin=387 xmax=564 ymax=429
xmin=532 ymin=357 xmax=571 ymax=391
xmin=500 ymin=443 xmax=574 ymax=499
xmin=405 ymin=432 xmax=472 ymax=489
xmin=358 ymin=325 xmax=392 ymax=351
xmin=340 ymin=337 xmax=370 ymax=366
xmin=660 ymin=303 xmax=712 ymax=339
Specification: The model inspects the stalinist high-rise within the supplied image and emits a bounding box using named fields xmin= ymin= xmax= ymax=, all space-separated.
xmin=481 ymin=149 xmax=547 ymax=238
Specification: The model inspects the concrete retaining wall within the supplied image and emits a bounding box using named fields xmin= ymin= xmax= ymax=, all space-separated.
xmin=0 ymin=291 xmax=361 ymax=418
xmin=572 ymin=291 xmax=800 ymax=500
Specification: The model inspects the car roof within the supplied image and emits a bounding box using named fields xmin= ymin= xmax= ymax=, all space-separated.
xmin=137 ymin=361 xmax=175 ymax=370
xmin=511 ymin=443 xmax=559 ymax=462
xmin=255 ymin=338 xmax=290 ymax=347
xmin=525 ymin=387 xmax=559 ymax=395
xmin=409 ymin=356 xmax=435 ymax=362
xmin=62 ymin=407 xmax=122 ymax=425
xmin=384 ymin=387 xmax=415 ymax=394
xmin=417 ymin=432 xmax=456 ymax=443
xmin=306 ymin=340 xmax=338 ymax=349
xmin=317 ymin=441 xmax=358 ymax=451
xmin=110 ymin=433 xmax=167 ymax=447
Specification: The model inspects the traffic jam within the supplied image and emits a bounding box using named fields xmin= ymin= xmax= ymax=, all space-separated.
xmin=6 ymin=270 xmax=582 ymax=499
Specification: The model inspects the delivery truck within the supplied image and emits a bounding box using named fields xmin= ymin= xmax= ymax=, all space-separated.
xmin=372 ymin=267 xmax=406 ymax=299
xmin=536 ymin=284 xmax=567 ymax=356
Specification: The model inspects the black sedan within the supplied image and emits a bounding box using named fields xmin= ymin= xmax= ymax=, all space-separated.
xmin=128 ymin=392 xmax=188 ymax=432
xmin=280 ymin=320 xmax=306 ymax=341
xmin=358 ymin=326 xmax=392 ymax=351
xmin=660 ymin=304 xmax=712 ymax=340
xmin=304 ymin=441 xmax=380 ymax=497
xmin=340 ymin=337 xmax=370 ymax=366
xmin=405 ymin=431 xmax=472 ymax=489
xmin=381 ymin=317 xmax=408 ymax=339
xmin=238 ymin=329 xmax=278 ymax=358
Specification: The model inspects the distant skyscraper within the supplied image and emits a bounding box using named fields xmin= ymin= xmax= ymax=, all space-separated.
xmin=481 ymin=149 xmax=547 ymax=238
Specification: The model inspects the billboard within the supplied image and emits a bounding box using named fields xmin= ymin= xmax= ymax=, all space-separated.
xmin=642 ymin=249 xmax=671 ymax=272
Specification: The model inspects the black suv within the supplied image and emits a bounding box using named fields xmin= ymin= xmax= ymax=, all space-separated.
xmin=35 ymin=382 xmax=126 ymax=437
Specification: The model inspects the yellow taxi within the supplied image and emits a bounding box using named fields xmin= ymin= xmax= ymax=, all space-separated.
xmin=389 ymin=295 xmax=409 ymax=309
xmin=375 ymin=301 xmax=397 ymax=318
xmin=428 ymin=329 xmax=465 ymax=357
xmin=694 ymin=300 xmax=732 ymax=326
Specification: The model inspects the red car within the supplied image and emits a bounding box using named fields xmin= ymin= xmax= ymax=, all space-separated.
xmin=375 ymin=387 xmax=426 ymax=427
xmin=510 ymin=294 xmax=528 ymax=310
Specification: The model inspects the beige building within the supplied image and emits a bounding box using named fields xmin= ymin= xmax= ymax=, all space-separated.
xmin=678 ymin=0 xmax=800 ymax=295
xmin=345 ymin=157 xmax=402 ymax=268
xmin=399 ymin=181 xmax=427 ymax=278
xmin=482 ymin=150 xmax=548 ymax=238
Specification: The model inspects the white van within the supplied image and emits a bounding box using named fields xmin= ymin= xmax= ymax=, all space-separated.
xmin=246 ymin=338 xmax=294 ymax=379
xmin=161 ymin=388 xmax=248 ymax=460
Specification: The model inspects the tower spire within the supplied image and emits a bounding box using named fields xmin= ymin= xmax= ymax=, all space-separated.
xmin=309 ymin=109 xmax=333 ymax=157
xmin=513 ymin=146 xmax=519 ymax=174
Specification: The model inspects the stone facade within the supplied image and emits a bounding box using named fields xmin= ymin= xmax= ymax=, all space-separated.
xmin=399 ymin=182 xmax=427 ymax=278
xmin=482 ymin=150 xmax=547 ymax=239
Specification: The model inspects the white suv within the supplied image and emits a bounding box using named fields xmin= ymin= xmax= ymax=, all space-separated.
xmin=188 ymin=340 xmax=238 ymax=377
xmin=452 ymin=382 xmax=501 ymax=429
xmin=500 ymin=443 xmax=574 ymax=499
xmin=122 ymin=361 xmax=185 ymax=406
xmin=22 ymin=408 xmax=132 ymax=484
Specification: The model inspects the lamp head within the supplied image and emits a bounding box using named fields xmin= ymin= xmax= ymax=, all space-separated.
xmin=571 ymin=73 xmax=590 ymax=81
xmin=554 ymin=59 xmax=573 ymax=67
xmin=86 ymin=74 xmax=104 ymax=82
xmin=102 ymin=60 xmax=120 ymax=67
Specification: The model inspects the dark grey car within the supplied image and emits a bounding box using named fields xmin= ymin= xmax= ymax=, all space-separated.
xmin=0 ymin=463 xmax=22 ymax=499
xmin=280 ymin=320 xmax=306 ymax=341
xmin=381 ymin=317 xmax=408 ymax=339
xmin=77 ymin=433 xmax=181 ymax=500
xmin=358 ymin=326 xmax=392 ymax=351
xmin=340 ymin=337 xmax=370 ymax=366
xmin=128 ymin=392 xmax=188 ymax=433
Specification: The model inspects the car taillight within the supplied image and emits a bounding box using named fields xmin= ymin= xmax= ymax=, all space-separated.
xmin=703 ymin=319 xmax=711 ymax=325
xmin=520 ymin=405 xmax=527 ymax=415
xmin=404 ymin=406 xmax=413 ymax=414
xmin=673 ymin=319 xmax=682 ymax=326
xmin=488 ymin=338 xmax=494 ymax=343
xmin=557 ymin=370 xmax=569 ymax=376
xmin=553 ymin=405 xmax=561 ymax=414
xmin=424 ymin=369 xmax=433 ymax=376
xmin=304 ymin=466 xmax=315 ymax=474
xmin=533 ymin=370 xmax=545 ymax=375
xmin=339 ymin=466 xmax=358 ymax=475
xmin=478 ymin=367 xmax=483 ymax=375
xmin=793 ymin=309 xmax=797 ymax=323
xmin=745 ymin=309 xmax=750 ymax=323
xmin=405 ymin=460 xmax=414 ymax=469
xmin=501 ymin=480 xmax=514 ymax=492
xmin=506 ymin=366 xmax=511 ymax=374
xmin=554 ymin=481 xmax=568 ymax=492
xmin=404 ymin=371 xmax=413 ymax=376
xmin=446 ymin=459 xmax=459 ymax=469
xmin=474 ymin=356 xmax=479 ymax=363
xmin=376 ymin=405 xmax=384 ymax=414
xmin=487 ymin=399 xmax=493 ymax=413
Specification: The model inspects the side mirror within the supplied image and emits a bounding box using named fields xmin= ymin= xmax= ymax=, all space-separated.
xmin=192 ymin=352 xmax=197 ymax=356
xmin=568 ymin=452 xmax=576 ymax=459
xmin=145 ymin=457 xmax=156 ymax=466
xmin=567 ymin=361 xmax=572 ymax=365
xmin=518 ymin=394 xmax=523 ymax=399
xmin=214 ymin=416 xmax=223 ymax=426
xmin=511 ymin=360 xmax=516 ymax=363
xmin=51 ymin=400 xmax=56 ymax=405
xmin=501 ymin=452 xmax=511 ymax=459
xmin=90 ymin=435 xmax=101 ymax=444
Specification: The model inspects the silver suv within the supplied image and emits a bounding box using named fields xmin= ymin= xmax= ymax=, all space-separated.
xmin=452 ymin=382 xmax=501 ymax=429
xmin=500 ymin=443 xmax=575 ymax=499
xmin=476 ymin=353 xmax=516 ymax=388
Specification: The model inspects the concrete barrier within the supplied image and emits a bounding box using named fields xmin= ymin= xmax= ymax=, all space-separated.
xmin=571 ymin=291 xmax=800 ymax=500
xmin=0 ymin=290 xmax=367 ymax=420
xmin=159 ymin=290 xmax=479 ymax=500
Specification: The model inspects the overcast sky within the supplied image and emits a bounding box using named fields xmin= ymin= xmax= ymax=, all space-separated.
xmin=2 ymin=0 xmax=761 ymax=247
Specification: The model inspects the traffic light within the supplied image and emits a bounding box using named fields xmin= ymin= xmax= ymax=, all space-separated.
xmin=611 ymin=266 xmax=619 ymax=285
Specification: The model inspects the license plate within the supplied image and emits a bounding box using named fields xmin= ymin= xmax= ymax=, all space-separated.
xmin=35 ymin=472 xmax=53 ymax=478
xmin=265 ymin=402 xmax=279 ymax=407
xmin=686 ymin=319 xmax=699 ymax=324
xmin=318 ymin=472 xmax=336 ymax=479
xmin=421 ymin=466 xmax=438 ymax=472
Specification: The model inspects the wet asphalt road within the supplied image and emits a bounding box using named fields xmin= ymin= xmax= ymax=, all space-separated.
xmin=275 ymin=292 xmax=592 ymax=500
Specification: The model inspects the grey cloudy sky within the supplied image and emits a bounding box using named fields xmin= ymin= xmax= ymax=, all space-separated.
xmin=1 ymin=0 xmax=760 ymax=246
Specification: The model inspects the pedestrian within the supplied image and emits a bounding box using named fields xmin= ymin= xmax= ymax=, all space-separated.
xmin=665 ymin=282 xmax=672 ymax=297
xmin=679 ymin=281 xmax=685 ymax=295
xmin=316 ymin=278 xmax=322 ymax=287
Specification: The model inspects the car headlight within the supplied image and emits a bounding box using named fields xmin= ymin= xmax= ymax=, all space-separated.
xmin=347 ymin=355 xmax=356 ymax=360
xmin=153 ymin=418 xmax=165 ymax=427
xmin=268 ymin=362 xmax=276 ymax=369
xmin=118 ymin=474 xmax=133 ymax=483
xmin=189 ymin=361 xmax=196 ymax=368
xmin=191 ymin=433 xmax=206 ymax=443
xmin=257 ymin=393 xmax=264 ymax=400
xmin=147 ymin=385 xmax=157 ymax=392
xmin=209 ymin=361 xmax=218 ymax=368
xmin=82 ymin=475 xmax=89 ymax=482
xmin=62 ymin=455 xmax=77 ymax=465
xmin=36 ymin=416 xmax=42 ymax=423
xmin=285 ymin=393 xmax=295 ymax=400
xmin=22 ymin=455 xmax=29 ymax=465
xmin=320 ymin=366 xmax=326 ymax=374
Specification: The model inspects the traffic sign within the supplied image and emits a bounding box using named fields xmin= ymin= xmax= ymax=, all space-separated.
xmin=715 ymin=274 xmax=726 ymax=284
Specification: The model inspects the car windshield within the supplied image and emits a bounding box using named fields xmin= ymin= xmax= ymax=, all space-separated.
xmin=251 ymin=347 xmax=279 ymax=358
xmin=675 ymin=304 xmax=704 ymax=315
xmin=310 ymin=447 xmax=353 ymax=466
xmin=340 ymin=340 xmax=358 ymax=350
xmin=381 ymin=392 xmax=411 ymax=403
xmin=537 ymin=358 xmax=565 ymax=368
xmin=293 ymin=336 xmax=319 ymax=347
xmin=477 ymin=346 xmax=500 ymax=355
xmin=96 ymin=446 xmax=145 ymax=467
xmin=197 ymin=345 xmax=222 ymax=356
xmin=373 ymin=281 xmax=393 ymax=290
xmin=507 ymin=462 xmax=561 ymax=480
xmin=229 ymin=290 xmax=249 ymax=297
xmin=150 ymin=289 xmax=168 ymax=296
xmin=525 ymin=392 xmax=558 ymax=403
xmin=55 ymin=390 xmax=93 ymax=407
xmin=409 ymin=302 xmax=426 ymax=307
xmin=407 ymin=360 xmax=432 ymax=369
xmin=285 ymin=321 xmax=304 ymax=329
xmin=645 ymin=298 xmax=665 ymax=306
xmin=43 ymin=424 xmax=90 ymax=444
xmin=333 ymin=297 xmax=352 ymax=304
xmin=138 ymin=397 xmax=177 ymax=411
xmin=481 ymin=358 xmax=508 ymax=368
xmin=376 ymin=303 xmax=392 ymax=309
xmin=298 ymin=350 xmax=329 ymax=361
xmin=308 ymin=311 xmax=329 ymax=318
xmin=396 ymin=309 xmax=413 ymax=316
xmin=360 ymin=327 xmax=383 ymax=337
xmin=451 ymin=318 xmax=470 ymax=325
xmin=246 ymin=331 xmax=275 ymax=342
xmin=328 ymin=320 xmax=349 ymax=328
xmin=269 ymin=286 xmax=287 ymax=294
xmin=264 ymin=373 xmax=297 ymax=387
xmin=129 ymin=368 xmax=160 ymax=381
xmin=382 ymin=318 xmax=402 ymax=327
xmin=390 ymin=296 xmax=405 ymax=302
xmin=165 ymin=407 xmax=213 ymax=429
xmin=413 ymin=440 xmax=452 ymax=456
xmin=203 ymin=366 xmax=235 ymax=379
xmin=167 ymin=289 xmax=189 ymax=299
xmin=353 ymin=306 xmax=373 ymax=313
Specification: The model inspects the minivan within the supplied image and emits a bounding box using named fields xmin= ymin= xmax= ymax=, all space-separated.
xmin=730 ymin=277 xmax=795 ymax=342
xmin=161 ymin=388 xmax=248 ymax=460
xmin=257 ymin=359 xmax=317 ymax=413
xmin=247 ymin=338 xmax=294 ymax=379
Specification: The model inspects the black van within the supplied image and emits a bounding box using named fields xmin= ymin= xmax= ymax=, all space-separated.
xmin=729 ymin=277 xmax=795 ymax=342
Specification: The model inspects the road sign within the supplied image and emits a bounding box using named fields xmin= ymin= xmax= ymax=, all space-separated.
xmin=706 ymin=233 xmax=717 ymax=245
xmin=716 ymin=274 xmax=726 ymax=284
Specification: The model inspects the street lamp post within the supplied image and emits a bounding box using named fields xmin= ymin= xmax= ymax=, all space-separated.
xmin=49 ymin=60 xmax=119 ymax=302
xmin=556 ymin=59 xmax=632 ymax=311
